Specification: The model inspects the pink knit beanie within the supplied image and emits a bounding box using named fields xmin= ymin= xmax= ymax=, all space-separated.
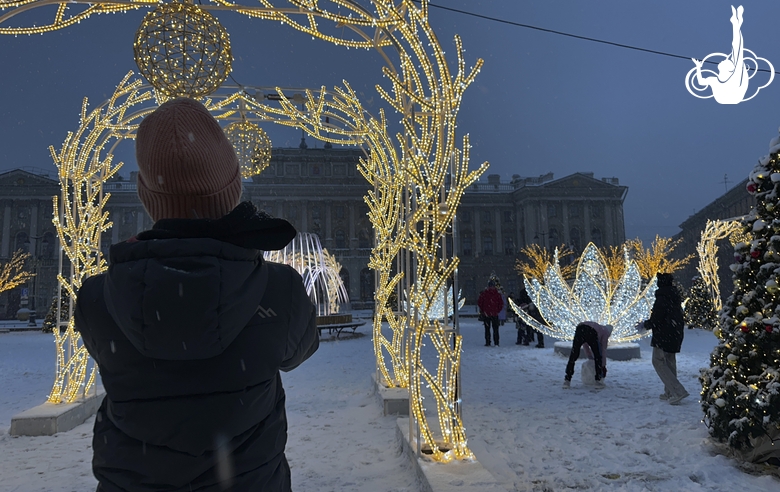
xmin=135 ymin=98 xmax=242 ymax=222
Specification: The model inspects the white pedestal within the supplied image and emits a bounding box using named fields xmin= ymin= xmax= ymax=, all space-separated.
xmin=372 ymin=374 xmax=409 ymax=416
xmin=396 ymin=418 xmax=507 ymax=492
xmin=554 ymin=341 xmax=641 ymax=361
xmin=10 ymin=387 xmax=105 ymax=436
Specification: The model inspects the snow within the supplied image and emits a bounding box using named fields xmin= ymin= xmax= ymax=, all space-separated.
xmin=1 ymin=319 xmax=779 ymax=491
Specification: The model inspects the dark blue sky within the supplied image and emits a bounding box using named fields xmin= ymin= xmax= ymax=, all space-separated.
xmin=2 ymin=1 xmax=779 ymax=242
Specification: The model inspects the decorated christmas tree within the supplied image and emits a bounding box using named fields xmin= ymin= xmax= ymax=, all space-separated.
xmin=700 ymin=132 xmax=780 ymax=459
xmin=41 ymin=288 xmax=70 ymax=334
xmin=684 ymin=276 xmax=718 ymax=330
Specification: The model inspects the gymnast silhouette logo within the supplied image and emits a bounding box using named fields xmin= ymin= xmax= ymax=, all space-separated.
xmin=685 ymin=5 xmax=773 ymax=104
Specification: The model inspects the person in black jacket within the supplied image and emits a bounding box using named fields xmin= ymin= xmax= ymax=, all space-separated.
xmin=74 ymin=98 xmax=319 ymax=491
xmin=645 ymin=272 xmax=688 ymax=405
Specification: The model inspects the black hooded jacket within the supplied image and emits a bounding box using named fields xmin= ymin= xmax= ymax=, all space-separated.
xmin=645 ymin=274 xmax=684 ymax=353
xmin=74 ymin=202 xmax=319 ymax=491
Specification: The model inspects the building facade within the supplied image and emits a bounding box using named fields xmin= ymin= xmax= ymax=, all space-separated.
xmin=0 ymin=148 xmax=628 ymax=317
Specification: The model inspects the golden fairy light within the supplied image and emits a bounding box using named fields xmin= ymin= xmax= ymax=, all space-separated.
xmin=0 ymin=250 xmax=35 ymax=296
xmin=223 ymin=120 xmax=272 ymax=179
xmin=133 ymin=1 xmax=232 ymax=98
xmin=6 ymin=0 xmax=485 ymax=462
xmin=697 ymin=218 xmax=746 ymax=312
xmin=629 ymin=235 xmax=694 ymax=280
xmin=48 ymin=74 xmax=155 ymax=404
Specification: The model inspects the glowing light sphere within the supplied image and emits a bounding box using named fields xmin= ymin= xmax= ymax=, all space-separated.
xmin=133 ymin=1 xmax=232 ymax=98
xmin=510 ymin=243 xmax=658 ymax=343
xmin=223 ymin=121 xmax=272 ymax=179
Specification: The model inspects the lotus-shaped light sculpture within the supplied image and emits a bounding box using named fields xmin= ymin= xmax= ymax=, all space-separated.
xmin=509 ymin=243 xmax=657 ymax=343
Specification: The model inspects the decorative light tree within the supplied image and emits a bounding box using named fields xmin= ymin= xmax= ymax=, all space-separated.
xmin=684 ymin=276 xmax=718 ymax=330
xmin=697 ymin=218 xmax=749 ymax=313
xmin=510 ymin=243 xmax=657 ymax=343
xmin=701 ymin=132 xmax=780 ymax=457
xmin=0 ymin=250 xmax=34 ymax=297
xmin=629 ymin=235 xmax=694 ymax=282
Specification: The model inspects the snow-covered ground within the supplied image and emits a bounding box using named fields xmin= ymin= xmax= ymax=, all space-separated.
xmin=1 ymin=318 xmax=778 ymax=491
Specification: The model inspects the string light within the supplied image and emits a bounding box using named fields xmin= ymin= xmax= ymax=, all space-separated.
xmin=223 ymin=120 xmax=272 ymax=179
xmin=697 ymin=218 xmax=746 ymax=312
xmin=133 ymin=1 xmax=232 ymax=98
xmin=510 ymin=243 xmax=658 ymax=343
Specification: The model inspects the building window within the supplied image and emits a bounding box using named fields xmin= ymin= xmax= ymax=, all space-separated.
xmin=462 ymin=234 xmax=472 ymax=256
xmin=569 ymin=204 xmax=581 ymax=218
xmin=592 ymin=228 xmax=603 ymax=248
xmin=335 ymin=206 xmax=345 ymax=219
xmin=460 ymin=211 xmax=471 ymax=223
xmin=549 ymin=228 xmax=559 ymax=246
xmin=570 ymin=227 xmax=581 ymax=252
xmin=503 ymin=210 xmax=513 ymax=223
xmin=360 ymin=268 xmax=374 ymax=302
xmin=15 ymin=232 xmax=28 ymax=253
xmin=591 ymin=203 xmax=603 ymax=219
xmin=547 ymin=204 xmax=557 ymax=218
xmin=311 ymin=206 xmax=320 ymax=220
xmin=504 ymin=237 xmax=514 ymax=255
xmin=481 ymin=210 xmax=492 ymax=224
xmin=40 ymin=232 xmax=55 ymax=258
xmin=335 ymin=229 xmax=346 ymax=249
xmin=359 ymin=229 xmax=371 ymax=249
xmin=123 ymin=210 xmax=135 ymax=225
xmin=312 ymin=164 xmax=321 ymax=175
xmin=483 ymin=236 xmax=493 ymax=256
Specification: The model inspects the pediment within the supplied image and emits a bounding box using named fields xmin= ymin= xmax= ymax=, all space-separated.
xmin=542 ymin=173 xmax=618 ymax=189
xmin=0 ymin=169 xmax=59 ymax=188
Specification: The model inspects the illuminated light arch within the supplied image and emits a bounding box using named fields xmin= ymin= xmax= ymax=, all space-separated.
xmin=696 ymin=218 xmax=748 ymax=312
xmin=18 ymin=0 xmax=485 ymax=462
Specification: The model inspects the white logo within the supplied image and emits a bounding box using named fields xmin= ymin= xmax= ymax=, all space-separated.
xmin=256 ymin=305 xmax=277 ymax=318
xmin=685 ymin=5 xmax=773 ymax=104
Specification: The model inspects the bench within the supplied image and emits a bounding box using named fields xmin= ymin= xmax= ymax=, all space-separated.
xmin=317 ymin=320 xmax=366 ymax=338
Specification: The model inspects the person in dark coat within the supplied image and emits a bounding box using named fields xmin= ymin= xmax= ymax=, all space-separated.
xmin=477 ymin=280 xmax=504 ymax=346
xmin=74 ymin=98 xmax=319 ymax=492
xmin=645 ymin=272 xmax=688 ymax=405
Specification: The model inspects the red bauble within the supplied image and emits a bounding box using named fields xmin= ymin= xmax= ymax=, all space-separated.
xmin=751 ymin=250 xmax=760 ymax=258
xmin=747 ymin=182 xmax=758 ymax=193
xmin=741 ymin=324 xmax=750 ymax=333
xmin=767 ymin=325 xmax=774 ymax=333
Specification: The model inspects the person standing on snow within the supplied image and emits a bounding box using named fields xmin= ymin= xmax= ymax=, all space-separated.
xmin=644 ymin=272 xmax=689 ymax=405
xmin=477 ymin=280 xmax=503 ymax=346
xmin=563 ymin=321 xmax=612 ymax=388
xmin=74 ymin=98 xmax=319 ymax=491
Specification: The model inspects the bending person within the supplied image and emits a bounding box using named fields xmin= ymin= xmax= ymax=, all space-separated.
xmin=563 ymin=321 xmax=613 ymax=389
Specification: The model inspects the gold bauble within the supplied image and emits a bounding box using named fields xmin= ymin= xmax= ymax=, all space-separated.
xmin=223 ymin=121 xmax=272 ymax=179
xmin=134 ymin=2 xmax=232 ymax=98
xmin=714 ymin=327 xmax=723 ymax=339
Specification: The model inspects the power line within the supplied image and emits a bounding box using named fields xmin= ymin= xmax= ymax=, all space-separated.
xmin=416 ymin=1 xmax=778 ymax=75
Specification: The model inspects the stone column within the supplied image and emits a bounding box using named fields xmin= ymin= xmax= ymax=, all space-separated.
xmin=348 ymin=203 xmax=356 ymax=248
xmin=540 ymin=202 xmax=548 ymax=248
xmin=516 ymin=205 xmax=523 ymax=250
xmin=561 ymin=202 xmax=569 ymax=245
xmin=29 ymin=203 xmax=39 ymax=254
xmin=523 ymin=204 xmax=532 ymax=247
xmin=111 ymin=209 xmax=120 ymax=244
xmin=325 ymin=203 xmax=332 ymax=248
xmin=474 ymin=209 xmax=481 ymax=256
xmin=136 ymin=207 xmax=145 ymax=234
xmin=604 ymin=200 xmax=614 ymax=245
xmin=583 ymin=202 xmax=591 ymax=244
xmin=495 ymin=209 xmax=502 ymax=255
xmin=1 ymin=201 xmax=11 ymax=258
xmin=300 ymin=200 xmax=308 ymax=233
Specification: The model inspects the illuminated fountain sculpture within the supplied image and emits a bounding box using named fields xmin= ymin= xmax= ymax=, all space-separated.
xmin=263 ymin=232 xmax=348 ymax=317
xmin=510 ymin=243 xmax=658 ymax=344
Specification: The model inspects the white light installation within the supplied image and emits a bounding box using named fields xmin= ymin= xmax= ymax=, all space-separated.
xmin=263 ymin=232 xmax=348 ymax=316
xmin=403 ymin=285 xmax=465 ymax=320
xmin=509 ymin=243 xmax=658 ymax=343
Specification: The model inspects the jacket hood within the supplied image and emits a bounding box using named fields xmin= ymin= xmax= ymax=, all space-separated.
xmin=102 ymin=202 xmax=296 ymax=360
